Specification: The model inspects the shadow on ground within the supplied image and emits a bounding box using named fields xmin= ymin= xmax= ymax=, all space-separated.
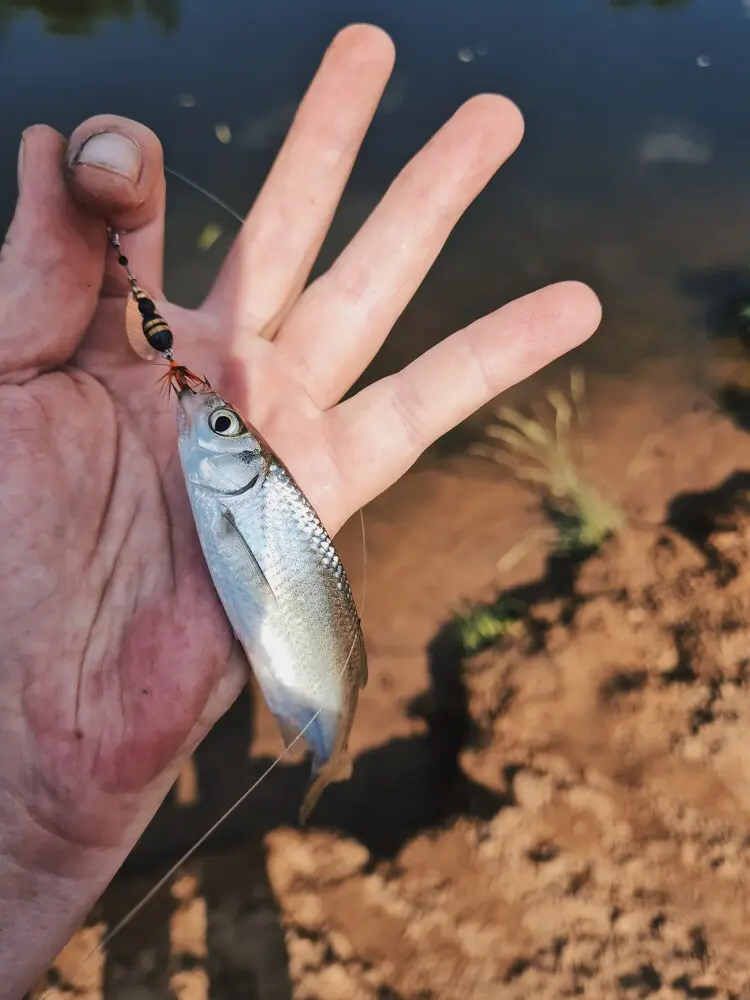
xmin=677 ymin=263 xmax=750 ymax=344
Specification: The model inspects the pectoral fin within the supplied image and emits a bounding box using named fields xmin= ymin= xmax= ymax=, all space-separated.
xmin=219 ymin=508 xmax=280 ymax=611
xmin=220 ymin=509 xmax=306 ymax=756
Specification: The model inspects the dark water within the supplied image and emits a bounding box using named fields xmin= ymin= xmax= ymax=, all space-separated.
xmin=2 ymin=0 xmax=750 ymax=405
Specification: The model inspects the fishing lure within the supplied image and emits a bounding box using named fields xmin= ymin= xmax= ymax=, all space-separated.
xmin=108 ymin=228 xmax=175 ymax=359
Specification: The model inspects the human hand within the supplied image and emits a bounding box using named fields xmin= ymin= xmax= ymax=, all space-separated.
xmin=0 ymin=23 xmax=600 ymax=995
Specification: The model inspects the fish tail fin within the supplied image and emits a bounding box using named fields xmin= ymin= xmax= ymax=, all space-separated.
xmin=299 ymin=750 xmax=353 ymax=825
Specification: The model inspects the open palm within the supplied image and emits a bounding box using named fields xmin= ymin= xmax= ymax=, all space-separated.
xmin=0 ymin=24 xmax=600 ymax=995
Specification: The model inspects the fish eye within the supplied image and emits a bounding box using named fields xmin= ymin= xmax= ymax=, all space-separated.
xmin=209 ymin=407 xmax=244 ymax=437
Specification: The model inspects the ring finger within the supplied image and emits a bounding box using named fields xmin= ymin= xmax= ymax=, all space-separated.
xmin=276 ymin=93 xmax=525 ymax=409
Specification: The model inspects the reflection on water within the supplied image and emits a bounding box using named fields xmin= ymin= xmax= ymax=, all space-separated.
xmin=638 ymin=125 xmax=712 ymax=164
xmin=0 ymin=0 xmax=178 ymax=35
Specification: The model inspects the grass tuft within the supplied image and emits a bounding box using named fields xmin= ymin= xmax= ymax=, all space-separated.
xmin=454 ymin=596 xmax=524 ymax=655
xmin=471 ymin=369 xmax=624 ymax=557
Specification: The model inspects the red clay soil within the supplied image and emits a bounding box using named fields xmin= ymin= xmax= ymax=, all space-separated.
xmin=263 ymin=395 xmax=750 ymax=1000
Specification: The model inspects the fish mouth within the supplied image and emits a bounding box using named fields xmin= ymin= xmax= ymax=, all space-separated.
xmin=175 ymin=380 xmax=206 ymax=437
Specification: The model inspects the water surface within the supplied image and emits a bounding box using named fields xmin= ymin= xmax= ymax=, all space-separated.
xmin=1 ymin=0 xmax=749 ymax=412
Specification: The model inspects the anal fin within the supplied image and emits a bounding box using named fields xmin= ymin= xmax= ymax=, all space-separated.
xmin=299 ymin=750 xmax=353 ymax=825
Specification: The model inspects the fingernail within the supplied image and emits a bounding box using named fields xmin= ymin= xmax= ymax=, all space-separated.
xmin=17 ymin=134 xmax=25 ymax=192
xmin=74 ymin=132 xmax=142 ymax=182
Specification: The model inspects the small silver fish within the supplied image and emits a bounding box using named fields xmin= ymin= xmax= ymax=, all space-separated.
xmin=168 ymin=365 xmax=367 ymax=822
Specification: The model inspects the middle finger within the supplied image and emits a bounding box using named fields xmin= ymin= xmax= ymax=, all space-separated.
xmin=276 ymin=93 xmax=524 ymax=408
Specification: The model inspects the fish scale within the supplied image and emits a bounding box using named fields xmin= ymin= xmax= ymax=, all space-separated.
xmin=228 ymin=465 xmax=362 ymax=703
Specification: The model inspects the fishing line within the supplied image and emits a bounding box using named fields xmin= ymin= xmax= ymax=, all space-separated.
xmin=42 ymin=166 xmax=370 ymax=994
xmin=81 ymin=612 xmax=365 ymax=968
xmin=358 ymin=507 xmax=367 ymax=617
xmin=165 ymin=165 xmax=245 ymax=226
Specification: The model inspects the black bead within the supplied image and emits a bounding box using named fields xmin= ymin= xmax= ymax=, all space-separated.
xmin=118 ymin=254 xmax=128 ymax=267
xmin=145 ymin=326 xmax=174 ymax=353
xmin=137 ymin=296 xmax=157 ymax=318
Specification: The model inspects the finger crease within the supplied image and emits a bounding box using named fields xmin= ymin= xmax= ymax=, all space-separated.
xmin=389 ymin=379 xmax=429 ymax=453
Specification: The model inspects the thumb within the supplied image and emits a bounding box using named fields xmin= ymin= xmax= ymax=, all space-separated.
xmin=0 ymin=117 xmax=165 ymax=384
xmin=0 ymin=125 xmax=105 ymax=383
